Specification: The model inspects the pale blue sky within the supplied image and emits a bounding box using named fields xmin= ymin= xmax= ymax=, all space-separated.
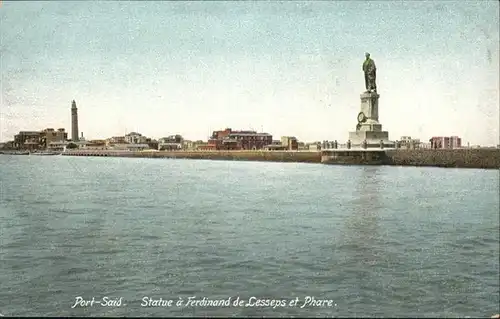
xmin=1 ymin=1 xmax=499 ymax=145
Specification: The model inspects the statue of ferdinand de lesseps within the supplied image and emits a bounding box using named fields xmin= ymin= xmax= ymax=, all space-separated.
xmin=363 ymin=52 xmax=377 ymax=93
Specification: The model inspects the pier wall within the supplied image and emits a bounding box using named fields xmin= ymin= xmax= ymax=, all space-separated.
xmin=60 ymin=148 xmax=500 ymax=169
xmin=62 ymin=150 xmax=322 ymax=163
xmin=385 ymin=148 xmax=500 ymax=169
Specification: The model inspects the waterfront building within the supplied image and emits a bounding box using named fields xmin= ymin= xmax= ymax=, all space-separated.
xmin=429 ymin=136 xmax=462 ymax=149
xmin=265 ymin=143 xmax=288 ymax=151
xmin=195 ymin=142 xmax=212 ymax=150
xmin=73 ymin=140 xmax=88 ymax=149
xmin=159 ymin=135 xmax=183 ymax=144
xmin=14 ymin=131 xmax=42 ymax=149
xmin=146 ymin=138 xmax=159 ymax=150
xmin=281 ymin=136 xmax=298 ymax=150
xmin=399 ymin=136 xmax=421 ymax=149
xmin=264 ymin=137 xmax=298 ymax=151
xmin=84 ymin=140 xmax=107 ymax=150
xmin=41 ymin=128 xmax=68 ymax=148
xmin=158 ymin=135 xmax=183 ymax=150
xmin=182 ymin=140 xmax=194 ymax=150
xmin=47 ymin=141 xmax=68 ymax=152
xmin=23 ymin=139 xmax=41 ymax=151
xmin=106 ymin=136 xmax=126 ymax=147
xmin=230 ymin=130 xmax=272 ymax=150
xmin=125 ymin=132 xmax=148 ymax=144
xmin=13 ymin=129 xmax=66 ymax=150
xmin=208 ymin=128 xmax=272 ymax=150
xmin=450 ymin=136 xmax=462 ymax=148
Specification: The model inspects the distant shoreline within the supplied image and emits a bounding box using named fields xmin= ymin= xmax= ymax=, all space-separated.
xmin=2 ymin=149 xmax=499 ymax=169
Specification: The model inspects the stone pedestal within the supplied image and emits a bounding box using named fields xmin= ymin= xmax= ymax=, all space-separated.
xmin=348 ymin=92 xmax=393 ymax=148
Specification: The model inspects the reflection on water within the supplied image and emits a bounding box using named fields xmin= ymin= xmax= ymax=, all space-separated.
xmin=340 ymin=167 xmax=405 ymax=316
xmin=345 ymin=166 xmax=382 ymax=250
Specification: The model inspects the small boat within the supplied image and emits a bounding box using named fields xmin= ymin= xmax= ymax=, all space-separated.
xmin=3 ymin=151 xmax=30 ymax=155
xmin=30 ymin=151 xmax=61 ymax=156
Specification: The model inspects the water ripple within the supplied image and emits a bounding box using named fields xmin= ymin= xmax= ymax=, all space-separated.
xmin=0 ymin=156 xmax=498 ymax=317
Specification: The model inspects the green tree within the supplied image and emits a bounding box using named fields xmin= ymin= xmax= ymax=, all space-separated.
xmin=67 ymin=142 xmax=78 ymax=149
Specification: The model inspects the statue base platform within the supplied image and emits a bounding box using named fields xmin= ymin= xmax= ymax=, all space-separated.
xmin=348 ymin=130 xmax=394 ymax=148
xmin=348 ymin=91 xmax=395 ymax=148
xmin=321 ymin=148 xmax=390 ymax=165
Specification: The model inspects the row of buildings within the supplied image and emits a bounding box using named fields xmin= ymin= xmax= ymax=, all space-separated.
xmin=11 ymin=128 xmax=68 ymax=150
xmin=2 ymin=128 xmax=300 ymax=152
xmin=0 ymin=99 xmax=474 ymax=152
xmin=2 ymin=128 xmax=467 ymax=152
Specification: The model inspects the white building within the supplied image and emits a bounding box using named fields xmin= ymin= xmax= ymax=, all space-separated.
xmin=125 ymin=132 xmax=148 ymax=144
xmin=48 ymin=141 xmax=68 ymax=152
xmin=399 ymin=136 xmax=421 ymax=149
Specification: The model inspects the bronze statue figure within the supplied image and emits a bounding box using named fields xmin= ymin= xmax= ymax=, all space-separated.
xmin=363 ymin=52 xmax=377 ymax=92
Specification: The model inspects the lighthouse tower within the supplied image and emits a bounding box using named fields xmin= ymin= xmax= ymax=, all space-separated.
xmin=71 ymin=100 xmax=79 ymax=142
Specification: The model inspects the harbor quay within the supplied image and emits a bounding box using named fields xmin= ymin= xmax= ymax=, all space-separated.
xmin=59 ymin=148 xmax=500 ymax=169
xmin=322 ymin=148 xmax=500 ymax=169
xmin=62 ymin=150 xmax=323 ymax=163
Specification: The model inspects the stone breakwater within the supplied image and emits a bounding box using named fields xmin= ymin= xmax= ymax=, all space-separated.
xmin=385 ymin=148 xmax=500 ymax=169
xmin=62 ymin=150 xmax=322 ymax=163
xmin=61 ymin=149 xmax=500 ymax=169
